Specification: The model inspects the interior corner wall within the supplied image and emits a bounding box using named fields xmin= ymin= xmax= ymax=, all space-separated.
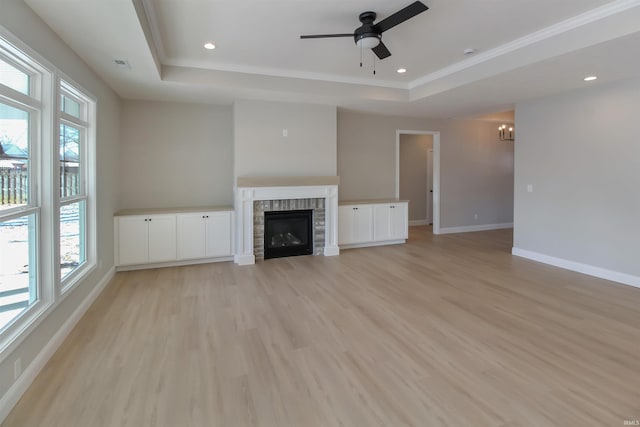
xmin=233 ymin=100 xmax=337 ymax=178
xmin=514 ymin=78 xmax=640 ymax=277
xmin=0 ymin=0 xmax=121 ymax=411
xmin=119 ymin=100 xmax=233 ymax=209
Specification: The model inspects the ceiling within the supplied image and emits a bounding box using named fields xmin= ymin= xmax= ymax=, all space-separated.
xmin=23 ymin=0 xmax=640 ymax=118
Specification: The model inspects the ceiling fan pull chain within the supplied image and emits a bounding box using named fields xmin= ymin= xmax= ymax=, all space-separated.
xmin=373 ymin=55 xmax=376 ymax=75
xmin=360 ymin=44 xmax=363 ymax=67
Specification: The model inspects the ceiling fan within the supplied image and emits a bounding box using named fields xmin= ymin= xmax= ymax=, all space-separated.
xmin=300 ymin=1 xmax=429 ymax=60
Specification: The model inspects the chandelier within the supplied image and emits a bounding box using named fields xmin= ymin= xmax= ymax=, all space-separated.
xmin=499 ymin=124 xmax=514 ymax=141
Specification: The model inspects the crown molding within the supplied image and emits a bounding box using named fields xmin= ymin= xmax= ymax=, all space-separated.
xmin=408 ymin=0 xmax=640 ymax=90
xmin=162 ymin=58 xmax=409 ymax=89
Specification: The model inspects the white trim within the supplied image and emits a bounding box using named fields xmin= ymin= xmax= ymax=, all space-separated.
xmin=339 ymin=239 xmax=406 ymax=250
xmin=439 ymin=223 xmax=513 ymax=234
xmin=409 ymin=219 xmax=431 ymax=226
xmin=512 ymin=247 xmax=640 ymax=289
xmin=234 ymin=184 xmax=340 ymax=265
xmin=0 ymin=266 xmax=115 ymax=425
xmin=396 ymin=130 xmax=441 ymax=235
xmin=115 ymin=256 xmax=233 ymax=272
xmin=408 ymin=0 xmax=640 ymax=90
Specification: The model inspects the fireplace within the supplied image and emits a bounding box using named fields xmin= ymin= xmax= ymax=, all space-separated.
xmin=264 ymin=209 xmax=313 ymax=259
xmin=234 ymin=176 xmax=340 ymax=265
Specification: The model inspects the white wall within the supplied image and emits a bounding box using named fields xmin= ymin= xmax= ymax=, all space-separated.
xmin=0 ymin=0 xmax=121 ymax=413
xmin=399 ymin=134 xmax=433 ymax=221
xmin=120 ymin=101 xmax=233 ymax=208
xmin=514 ymin=78 xmax=640 ymax=278
xmin=234 ymin=100 xmax=337 ymax=178
xmin=337 ymin=111 xmax=514 ymax=229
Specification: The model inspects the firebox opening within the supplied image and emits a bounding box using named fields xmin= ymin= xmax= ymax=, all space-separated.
xmin=264 ymin=209 xmax=313 ymax=259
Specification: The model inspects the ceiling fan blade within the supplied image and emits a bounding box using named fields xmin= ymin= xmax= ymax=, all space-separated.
xmin=300 ymin=33 xmax=353 ymax=39
xmin=373 ymin=1 xmax=428 ymax=33
xmin=372 ymin=41 xmax=391 ymax=60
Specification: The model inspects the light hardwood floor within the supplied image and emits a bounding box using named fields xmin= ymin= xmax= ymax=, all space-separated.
xmin=3 ymin=227 xmax=640 ymax=427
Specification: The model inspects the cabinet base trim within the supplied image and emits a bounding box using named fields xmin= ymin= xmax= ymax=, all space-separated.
xmin=234 ymin=254 xmax=256 ymax=266
xmin=324 ymin=245 xmax=340 ymax=256
xmin=339 ymin=239 xmax=406 ymax=250
xmin=116 ymin=256 xmax=233 ymax=272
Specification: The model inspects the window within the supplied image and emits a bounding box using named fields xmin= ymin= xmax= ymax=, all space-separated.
xmin=58 ymin=82 xmax=93 ymax=287
xmin=0 ymin=48 xmax=42 ymax=335
xmin=0 ymin=28 xmax=96 ymax=353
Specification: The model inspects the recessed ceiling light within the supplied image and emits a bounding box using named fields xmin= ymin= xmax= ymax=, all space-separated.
xmin=204 ymin=42 xmax=216 ymax=50
xmin=397 ymin=68 xmax=407 ymax=74
xmin=584 ymin=76 xmax=597 ymax=81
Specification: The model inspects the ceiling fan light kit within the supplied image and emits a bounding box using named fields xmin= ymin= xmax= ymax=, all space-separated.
xmin=300 ymin=1 xmax=429 ymax=71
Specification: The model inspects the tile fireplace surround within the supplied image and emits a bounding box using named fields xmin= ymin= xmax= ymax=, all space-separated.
xmin=234 ymin=176 xmax=340 ymax=265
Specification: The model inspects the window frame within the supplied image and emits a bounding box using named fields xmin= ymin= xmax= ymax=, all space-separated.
xmin=56 ymin=78 xmax=96 ymax=295
xmin=0 ymin=25 xmax=98 ymax=361
xmin=0 ymin=27 xmax=54 ymax=360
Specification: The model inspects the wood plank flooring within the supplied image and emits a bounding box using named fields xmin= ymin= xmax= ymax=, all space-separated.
xmin=3 ymin=227 xmax=640 ymax=427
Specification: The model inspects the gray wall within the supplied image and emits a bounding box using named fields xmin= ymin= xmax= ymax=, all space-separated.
xmin=120 ymin=101 xmax=233 ymax=208
xmin=337 ymin=111 xmax=441 ymax=200
xmin=440 ymin=119 xmax=514 ymax=228
xmin=0 ymin=0 xmax=121 ymax=405
xmin=234 ymin=100 xmax=337 ymax=178
xmin=399 ymin=134 xmax=433 ymax=221
xmin=337 ymin=110 xmax=514 ymax=228
xmin=514 ymin=78 xmax=640 ymax=276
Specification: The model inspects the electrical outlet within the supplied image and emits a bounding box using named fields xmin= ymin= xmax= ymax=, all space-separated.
xmin=282 ymin=129 xmax=288 ymax=137
xmin=14 ymin=357 xmax=21 ymax=380
xmin=474 ymin=213 xmax=478 ymax=221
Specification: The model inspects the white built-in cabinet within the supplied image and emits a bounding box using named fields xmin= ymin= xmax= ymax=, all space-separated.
xmin=117 ymin=214 xmax=177 ymax=265
xmin=339 ymin=204 xmax=374 ymax=244
xmin=338 ymin=201 xmax=408 ymax=248
xmin=115 ymin=207 xmax=233 ymax=269
xmin=177 ymin=211 xmax=233 ymax=260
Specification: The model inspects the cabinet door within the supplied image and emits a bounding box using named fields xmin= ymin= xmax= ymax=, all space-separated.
xmin=148 ymin=215 xmax=177 ymax=262
xmin=178 ymin=213 xmax=206 ymax=260
xmin=373 ymin=205 xmax=391 ymax=241
xmin=205 ymin=212 xmax=233 ymax=257
xmin=338 ymin=206 xmax=353 ymax=245
xmin=353 ymin=205 xmax=374 ymax=243
xmin=118 ymin=216 xmax=149 ymax=265
xmin=389 ymin=203 xmax=408 ymax=239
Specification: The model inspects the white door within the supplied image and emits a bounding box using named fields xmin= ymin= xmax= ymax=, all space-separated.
xmin=178 ymin=213 xmax=206 ymax=260
xmin=389 ymin=203 xmax=408 ymax=239
xmin=373 ymin=204 xmax=391 ymax=241
xmin=206 ymin=212 xmax=233 ymax=257
xmin=148 ymin=215 xmax=177 ymax=262
xmin=427 ymin=148 xmax=434 ymax=224
xmin=118 ymin=216 xmax=149 ymax=265
xmin=353 ymin=205 xmax=374 ymax=243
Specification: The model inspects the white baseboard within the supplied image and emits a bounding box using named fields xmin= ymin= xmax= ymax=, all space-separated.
xmin=116 ymin=256 xmax=233 ymax=272
xmin=439 ymin=222 xmax=513 ymax=234
xmin=512 ymin=247 xmax=640 ymax=289
xmin=0 ymin=267 xmax=116 ymax=424
xmin=340 ymin=239 xmax=406 ymax=250
xmin=409 ymin=219 xmax=431 ymax=226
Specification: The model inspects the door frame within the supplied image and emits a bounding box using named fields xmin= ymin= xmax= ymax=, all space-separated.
xmin=396 ymin=130 xmax=441 ymax=235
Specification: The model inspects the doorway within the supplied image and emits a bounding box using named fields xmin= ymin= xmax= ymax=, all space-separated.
xmin=396 ymin=130 xmax=440 ymax=234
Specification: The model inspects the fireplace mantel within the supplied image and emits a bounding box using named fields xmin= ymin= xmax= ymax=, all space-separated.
xmin=234 ymin=176 xmax=340 ymax=265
